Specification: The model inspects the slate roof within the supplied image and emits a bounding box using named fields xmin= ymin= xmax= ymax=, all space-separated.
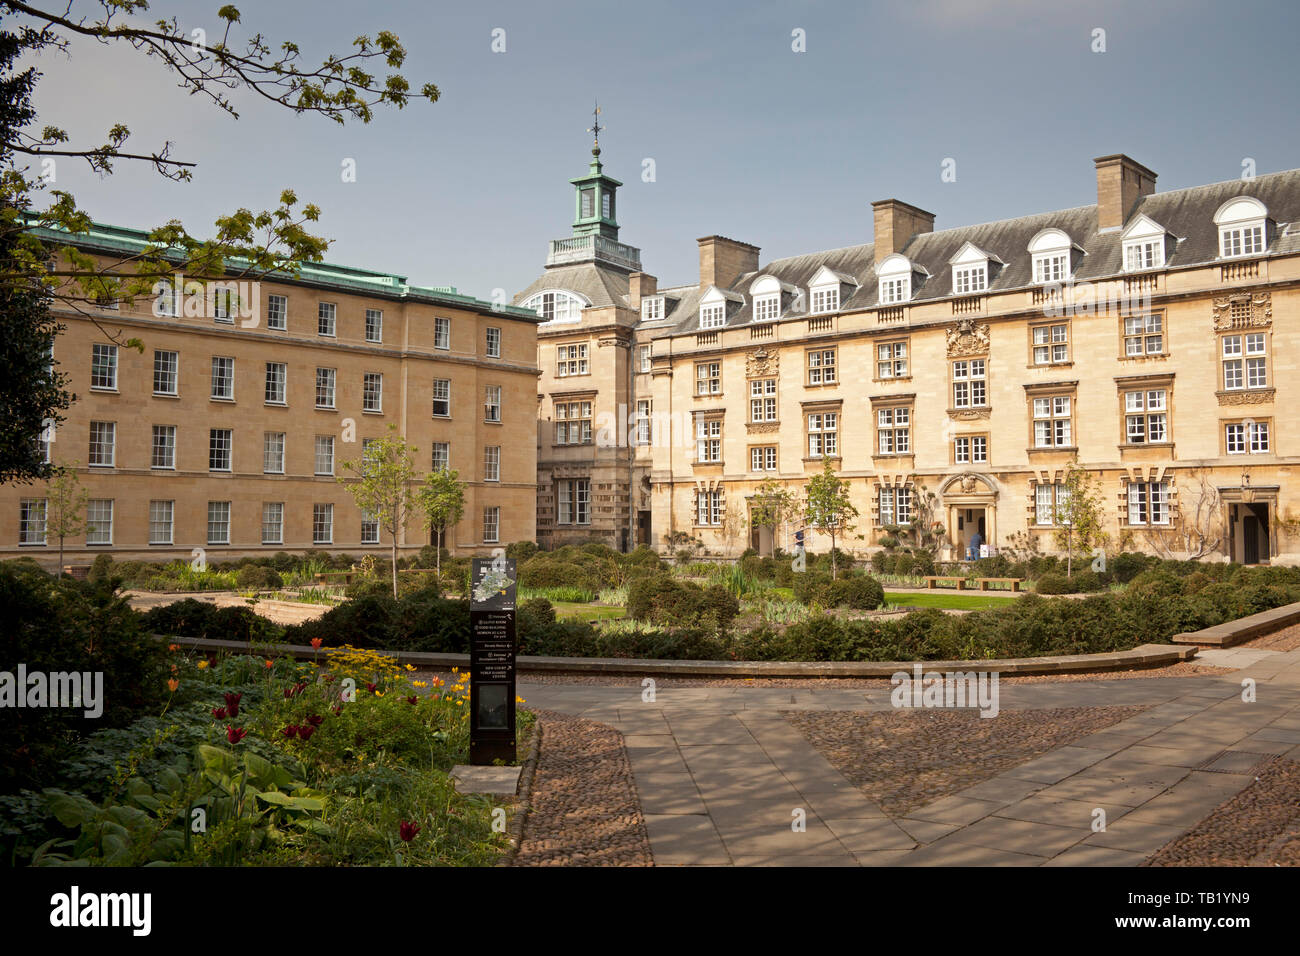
xmin=518 ymin=167 xmax=1300 ymax=337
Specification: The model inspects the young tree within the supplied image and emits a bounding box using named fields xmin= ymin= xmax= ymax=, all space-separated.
xmin=804 ymin=458 xmax=859 ymax=580
xmin=418 ymin=467 xmax=465 ymax=578
xmin=1052 ymin=457 xmax=1110 ymax=577
xmin=44 ymin=460 xmax=88 ymax=575
xmin=717 ymin=500 xmax=749 ymax=557
xmin=337 ymin=424 xmax=419 ymax=598
xmin=749 ymin=477 xmax=797 ymax=553
xmin=0 ymin=4 xmax=439 ymax=482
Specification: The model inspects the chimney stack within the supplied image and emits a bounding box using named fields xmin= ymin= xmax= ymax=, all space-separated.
xmin=698 ymin=235 xmax=760 ymax=290
xmin=628 ymin=272 xmax=657 ymax=312
xmin=871 ymin=200 xmax=936 ymax=265
xmin=1094 ymin=154 xmax=1157 ymax=231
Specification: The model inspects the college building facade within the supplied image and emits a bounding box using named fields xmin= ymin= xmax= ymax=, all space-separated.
xmin=518 ymin=149 xmax=1300 ymax=565
xmin=2 ymin=223 xmax=542 ymax=566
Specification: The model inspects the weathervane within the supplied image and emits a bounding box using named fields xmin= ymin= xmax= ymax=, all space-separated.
xmin=587 ymin=101 xmax=604 ymax=148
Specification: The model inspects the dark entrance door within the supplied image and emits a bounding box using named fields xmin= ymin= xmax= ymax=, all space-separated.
xmin=1242 ymin=503 xmax=1269 ymax=565
xmin=637 ymin=511 xmax=650 ymax=547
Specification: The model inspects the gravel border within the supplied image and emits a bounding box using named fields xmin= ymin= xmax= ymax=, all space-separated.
xmin=1236 ymin=622 xmax=1300 ymax=652
xmin=497 ymin=722 xmax=542 ymax=867
xmin=1144 ymin=757 xmax=1300 ymax=867
xmin=510 ymin=710 xmax=653 ymax=867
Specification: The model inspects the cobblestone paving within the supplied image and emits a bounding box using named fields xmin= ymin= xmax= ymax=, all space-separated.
xmin=785 ymin=707 xmax=1149 ymax=818
xmin=1144 ymin=757 xmax=1300 ymax=867
xmin=512 ymin=710 xmax=652 ymax=867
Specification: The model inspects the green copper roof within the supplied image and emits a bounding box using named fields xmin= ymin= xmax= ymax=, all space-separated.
xmin=26 ymin=219 xmax=539 ymax=320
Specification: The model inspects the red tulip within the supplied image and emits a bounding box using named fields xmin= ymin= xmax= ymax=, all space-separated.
xmin=405 ymin=696 xmax=418 ymax=706
xmin=297 ymin=725 xmax=316 ymax=741
xmin=366 ymin=683 xmax=377 ymax=694
xmin=399 ymin=820 xmax=420 ymax=842
xmin=310 ymin=638 xmax=323 ymax=649
xmin=331 ymin=704 xmax=343 ymax=715
xmin=305 ymin=714 xmax=324 ymax=727
xmin=223 ymin=692 xmax=242 ymax=718
xmin=211 ymin=706 xmax=228 ymax=719
xmin=226 ymin=725 xmax=247 ymax=744
xmin=281 ymin=725 xmax=299 ymax=738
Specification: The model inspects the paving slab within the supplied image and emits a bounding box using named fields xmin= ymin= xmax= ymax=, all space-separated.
xmin=940 ymin=816 xmax=1086 ymax=857
xmin=1041 ymin=845 xmax=1146 ymax=867
xmin=908 ymin=795 xmax=1007 ymax=826
xmin=642 ymin=814 xmax=731 ymax=865
xmin=1084 ymin=820 xmax=1190 ymax=855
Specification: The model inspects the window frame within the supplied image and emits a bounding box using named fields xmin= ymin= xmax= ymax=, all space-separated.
xmin=317 ymin=301 xmax=337 ymax=337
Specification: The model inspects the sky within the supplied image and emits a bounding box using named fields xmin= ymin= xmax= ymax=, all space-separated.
xmin=17 ymin=0 xmax=1300 ymax=301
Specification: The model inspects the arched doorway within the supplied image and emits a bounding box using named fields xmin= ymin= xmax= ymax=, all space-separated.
xmin=939 ymin=473 xmax=999 ymax=561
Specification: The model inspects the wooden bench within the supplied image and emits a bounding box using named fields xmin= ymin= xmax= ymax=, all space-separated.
xmin=975 ymin=577 xmax=1024 ymax=592
xmin=923 ymin=575 xmax=967 ymax=591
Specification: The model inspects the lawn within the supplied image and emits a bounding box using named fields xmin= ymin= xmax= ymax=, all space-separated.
xmin=884 ymin=591 xmax=1020 ymax=611
xmin=553 ymin=602 xmax=626 ymax=622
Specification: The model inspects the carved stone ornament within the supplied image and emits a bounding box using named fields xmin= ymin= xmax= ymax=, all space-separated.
xmin=946 ymin=407 xmax=992 ymax=421
xmin=1216 ymin=388 xmax=1275 ymax=406
xmin=946 ymin=318 xmax=991 ymax=357
xmin=746 ymin=422 xmax=780 ymax=434
xmin=1212 ymin=291 xmax=1271 ymax=331
xmin=746 ymin=348 xmax=779 ymax=378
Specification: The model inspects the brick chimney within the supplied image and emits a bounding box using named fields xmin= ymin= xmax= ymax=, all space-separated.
xmin=871 ymin=200 xmax=936 ymax=265
xmin=628 ymin=272 xmax=657 ymax=312
xmin=1094 ymin=154 xmax=1157 ymax=231
xmin=698 ymin=236 xmax=760 ymax=290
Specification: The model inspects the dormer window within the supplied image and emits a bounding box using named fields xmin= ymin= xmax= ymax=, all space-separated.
xmin=811 ymin=287 xmax=839 ymax=313
xmin=1124 ymin=239 xmax=1163 ymax=271
xmin=807 ymin=265 xmax=855 ymax=315
xmin=876 ymin=254 xmax=916 ymax=305
xmin=700 ymin=303 xmax=725 ymax=329
xmin=948 ymin=242 xmax=998 ymax=296
xmin=754 ymin=295 xmax=780 ymax=322
xmin=1121 ymin=215 xmax=1168 ymax=272
xmin=747 ymin=275 xmax=787 ymax=323
xmin=880 ymin=277 xmax=909 ymax=303
xmin=641 ymin=296 xmax=664 ymax=321
xmin=1214 ymin=197 xmax=1268 ymax=258
xmin=953 ymin=264 xmax=986 ymax=294
xmin=1028 ymin=229 xmax=1074 ymax=284
xmin=522 ymin=289 xmax=588 ymax=323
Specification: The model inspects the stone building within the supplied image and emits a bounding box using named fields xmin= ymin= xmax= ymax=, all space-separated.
xmin=2 ymin=222 xmax=542 ymax=566
xmin=518 ymin=149 xmax=1300 ymax=565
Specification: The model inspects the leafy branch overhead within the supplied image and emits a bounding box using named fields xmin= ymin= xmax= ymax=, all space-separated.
xmin=3 ymin=1 xmax=440 ymax=305
xmin=0 ymin=2 xmax=439 ymax=483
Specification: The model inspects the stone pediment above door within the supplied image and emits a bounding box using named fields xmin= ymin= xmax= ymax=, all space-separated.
xmin=939 ymin=472 xmax=998 ymax=499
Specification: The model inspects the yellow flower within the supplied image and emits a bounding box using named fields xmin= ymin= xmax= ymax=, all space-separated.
xmin=197 ymin=660 xmax=209 ymax=670
xmin=413 ymin=680 xmax=427 ymax=688
xmin=516 ymin=696 xmax=526 ymax=704
xmin=404 ymin=664 xmax=416 ymax=672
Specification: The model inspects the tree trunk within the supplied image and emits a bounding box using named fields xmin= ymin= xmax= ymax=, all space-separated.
xmin=391 ymin=533 xmax=399 ymax=599
xmin=58 ymin=535 xmax=64 ymax=580
xmin=436 ymin=527 xmax=442 ymax=576
xmin=830 ymin=532 xmax=837 ymax=580
xmin=1066 ymin=528 xmax=1073 ymax=578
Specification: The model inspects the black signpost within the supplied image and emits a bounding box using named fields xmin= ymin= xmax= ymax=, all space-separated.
xmin=469 ymin=557 xmax=517 ymax=765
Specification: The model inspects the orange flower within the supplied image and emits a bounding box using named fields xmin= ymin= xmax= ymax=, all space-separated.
xmin=265 ymin=659 xmax=275 ymax=669
xmin=310 ymin=638 xmax=323 ymax=649
xmin=167 ymin=678 xmax=179 ymax=692
xmin=168 ymin=644 xmax=179 ymax=652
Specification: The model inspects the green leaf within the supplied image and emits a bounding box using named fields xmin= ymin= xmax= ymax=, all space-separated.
xmin=43 ymin=790 xmax=98 ymax=828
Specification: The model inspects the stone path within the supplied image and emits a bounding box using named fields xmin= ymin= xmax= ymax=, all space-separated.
xmin=517 ymin=648 xmax=1300 ymax=866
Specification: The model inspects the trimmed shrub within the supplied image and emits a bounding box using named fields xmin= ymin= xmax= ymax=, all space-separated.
xmin=235 ymin=565 xmax=283 ymax=590
xmin=627 ymin=574 xmax=739 ymax=629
